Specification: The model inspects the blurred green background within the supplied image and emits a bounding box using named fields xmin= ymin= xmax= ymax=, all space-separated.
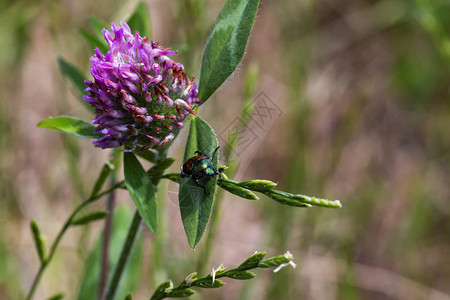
xmin=1 ymin=0 xmax=450 ymax=299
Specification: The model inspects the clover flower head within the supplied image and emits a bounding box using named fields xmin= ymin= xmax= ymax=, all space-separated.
xmin=83 ymin=22 xmax=201 ymax=151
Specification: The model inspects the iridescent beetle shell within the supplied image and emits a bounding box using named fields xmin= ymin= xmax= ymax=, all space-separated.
xmin=181 ymin=146 xmax=221 ymax=195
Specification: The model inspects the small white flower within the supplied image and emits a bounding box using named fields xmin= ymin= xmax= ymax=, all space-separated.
xmin=284 ymin=251 xmax=294 ymax=260
xmin=211 ymin=264 xmax=226 ymax=284
xmin=164 ymin=280 xmax=174 ymax=293
xmin=273 ymin=251 xmax=296 ymax=273
xmin=184 ymin=272 xmax=197 ymax=286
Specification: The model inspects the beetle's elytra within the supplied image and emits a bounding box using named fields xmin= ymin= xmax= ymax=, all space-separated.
xmin=181 ymin=146 xmax=222 ymax=195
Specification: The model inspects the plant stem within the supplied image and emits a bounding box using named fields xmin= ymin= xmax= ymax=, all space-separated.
xmin=151 ymin=180 xmax=168 ymax=287
xmin=25 ymin=183 xmax=122 ymax=300
xmin=99 ymin=178 xmax=117 ymax=299
xmin=99 ymin=150 xmax=121 ymax=299
xmin=104 ymin=151 xmax=167 ymax=300
xmin=26 ymin=199 xmax=92 ymax=300
xmin=104 ymin=210 xmax=142 ymax=300
xmin=196 ymin=188 xmax=224 ymax=275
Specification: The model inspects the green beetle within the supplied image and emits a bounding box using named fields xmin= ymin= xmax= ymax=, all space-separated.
xmin=181 ymin=146 xmax=222 ymax=195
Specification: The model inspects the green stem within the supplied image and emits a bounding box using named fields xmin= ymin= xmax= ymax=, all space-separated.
xmin=105 ymin=151 xmax=168 ymax=300
xmin=26 ymin=199 xmax=91 ymax=300
xmin=151 ymin=180 xmax=169 ymax=287
xmin=99 ymin=149 xmax=122 ymax=299
xmin=104 ymin=210 xmax=142 ymax=300
xmin=104 ymin=152 xmax=168 ymax=300
xmin=25 ymin=183 xmax=123 ymax=300
xmin=26 ymin=157 xmax=167 ymax=300
xmin=151 ymin=252 xmax=293 ymax=300
xmin=99 ymin=179 xmax=117 ymax=299
xmin=196 ymin=188 xmax=224 ymax=275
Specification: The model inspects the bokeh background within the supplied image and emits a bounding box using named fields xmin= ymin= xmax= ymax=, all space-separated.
xmin=1 ymin=0 xmax=450 ymax=299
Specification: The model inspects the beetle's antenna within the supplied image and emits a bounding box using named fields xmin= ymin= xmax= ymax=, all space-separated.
xmin=195 ymin=150 xmax=208 ymax=157
xmin=211 ymin=146 xmax=220 ymax=160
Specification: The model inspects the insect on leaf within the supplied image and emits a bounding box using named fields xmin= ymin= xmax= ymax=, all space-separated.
xmin=179 ymin=116 xmax=219 ymax=248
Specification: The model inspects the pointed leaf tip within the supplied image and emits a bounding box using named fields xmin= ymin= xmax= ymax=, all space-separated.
xmin=199 ymin=0 xmax=260 ymax=101
xmin=30 ymin=220 xmax=46 ymax=264
xmin=37 ymin=116 xmax=103 ymax=139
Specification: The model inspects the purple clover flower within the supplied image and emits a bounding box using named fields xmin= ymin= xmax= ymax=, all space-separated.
xmin=83 ymin=22 xmax=201 ymax=151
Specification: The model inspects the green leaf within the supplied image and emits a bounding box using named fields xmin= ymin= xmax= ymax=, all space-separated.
xmin=289 ymin=193 xmax=342 ymax=208
xmin=57 ymin=57 xmax=93 ymax=113
xmin=124 ymin=152 xmax=158 ymax=233
xmin=70 ymin=211 xmax=108 ymax=226
xmin=263 ymin=190 xmax=311 ymax=208
xmin=46 ymin=293 xmax=64 ymax=300
xmin=82 ymin=17 xmax=109 ymax=54
xmin=179 ymin=116 xmax=218 ymax=248
xmin=30 ymin=220 xmax=46 ymax=264
xmin=218 ymin=178 xmax=259 ymax=200
xmin=79 ymin=27 xmax=109 ymax=55
xmin=198 ymin=0 xmax=260 ymax=101
xmin=123 ymin=293 xmax=132 ymax=300
xmin=195 ymin=279 xmax=225 ymax=288
xmin=161 ymin=172 xmax=181 ymax=183
xmin=258 ymin=255 xmax=291 ymax=268
xmin=226 ymin=270 xmax=255 ymax=280
xmin=238 ymin=179 xmax=278 ymax=191
xmin=150 ymin=281 xmax=172 ymax=300
xmin=136 ymin=149 xmax=159 ymax=163
xmin=166 ymin=288 xmax=195 ymax=298
xmin=238 ymin=252 xmax=265 ymax=270
xmin=57 ymin=57 xmax=87 ymax=95
xmin=147 ymin=158 xmax=175 ymax=185
xmin=88 ymin=17 xmax=107 ymax=38
xmin=37 ymin=116 xmax=103 ymax=139
xmin=127 ymin=2 xmax=151 ymax=37
xmin=90 ymin=161 xmax=114 ymax=198
xmin=77 ymin=206 xmax=143 ymax=300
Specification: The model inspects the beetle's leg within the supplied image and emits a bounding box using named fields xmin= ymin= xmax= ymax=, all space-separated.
xmin=211 ymin=146 xmax=220 ymax=160
xmin=195 ymin=179 xmax=209 ymax=196
xmin=211 ymin=166 xmax=222 ymax=178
